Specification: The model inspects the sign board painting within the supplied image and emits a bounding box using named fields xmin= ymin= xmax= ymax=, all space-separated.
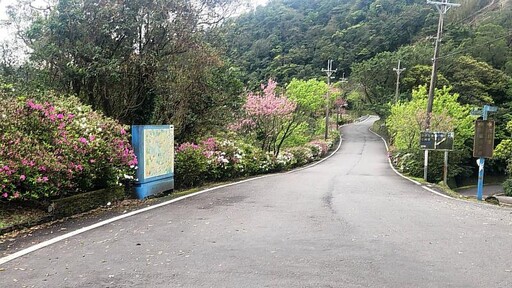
xmin=132 ymin=125 xmax=174 ymax=199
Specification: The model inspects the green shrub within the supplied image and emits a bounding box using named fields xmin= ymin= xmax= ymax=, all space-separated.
xmin=174 ymin=143 xmax=208 ymax=189
xmin=502 ymin=178 xmax=512 ymax=197
xmin=286 ymin=147 xmax=313 ymax=167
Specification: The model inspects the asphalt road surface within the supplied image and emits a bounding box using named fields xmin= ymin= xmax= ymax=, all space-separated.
xmin=1 ymin=116 xmax=512 ymax=287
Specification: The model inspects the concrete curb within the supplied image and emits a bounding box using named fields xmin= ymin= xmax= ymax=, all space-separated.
xmin=367 ymin=116 xmax=512 ymax=211
xmin=367 ymin=116 xmax=455 ymax=200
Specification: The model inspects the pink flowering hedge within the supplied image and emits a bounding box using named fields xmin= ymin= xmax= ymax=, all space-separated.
xmin=174 ymin=137 xmax=334 ymax=189
xmin=0 ymin=94 xmax=137 ymax=202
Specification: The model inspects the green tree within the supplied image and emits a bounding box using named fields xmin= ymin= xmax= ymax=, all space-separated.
xmin=386 ymin=85 xmax=473 ymax=182
xmin=494 ymin=120 xmax=512 ymax=175
xmin=7 ymin=0 xmax=240 ymax=141
xmin=285 ymin=78 xmax=329 ymax=114
xmin=445 ymin=56 xmax=512 ymax=106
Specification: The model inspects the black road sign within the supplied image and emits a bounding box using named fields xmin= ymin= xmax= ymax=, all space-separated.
xmin=473 ymin=120 xmax=495 ymax=158
xmin=420 ymin=131 xmax=454 ymax=150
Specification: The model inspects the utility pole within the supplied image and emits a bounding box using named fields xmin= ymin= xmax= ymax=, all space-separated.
xmin=425 ymin=0 xmax=460 ymax=128
xmin=393 ymin=60 xmax=406 ymax=103
xmin=424 ymin=0 xmax=460 ymax=181
xmin=340 ymin=72 xmax=348 ymax=83
xmin=322 ymin=60 xmax=336 ymax=141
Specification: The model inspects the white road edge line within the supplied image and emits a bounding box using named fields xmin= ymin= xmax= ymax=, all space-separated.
xmin=367 ymin=116 xmax=453 ymax=200
xmin=0 ymin=125 xmax=346 ymax=266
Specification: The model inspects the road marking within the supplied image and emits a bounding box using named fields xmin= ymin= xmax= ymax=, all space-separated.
xmin=0 ymin=129 xmax=345 ymax=265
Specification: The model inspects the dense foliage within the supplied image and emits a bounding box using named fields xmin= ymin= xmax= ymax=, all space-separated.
xmin=0 ymin=91 xmax=137 ymax=202
xmin=4 ymin=0 xmax=242 ymax=141
xmin=224 ymin=0 xmax=434 ymax=86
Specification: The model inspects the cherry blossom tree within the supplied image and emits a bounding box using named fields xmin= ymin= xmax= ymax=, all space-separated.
xmin=233 ymin=79 xmax=299 ymax=156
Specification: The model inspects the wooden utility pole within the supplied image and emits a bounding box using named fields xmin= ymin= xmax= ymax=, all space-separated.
xmin=322 ymin=60 xmax=336 ymax=141
xmin=424 ymin=0 xmax=460 ymax=181
xmin=393 ymin=60 xmax=406 ymax=103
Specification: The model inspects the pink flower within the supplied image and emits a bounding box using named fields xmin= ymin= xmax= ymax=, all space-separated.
xmin=1 ymin=193 xmax=7 ymax=198
xmin=20 ymin=175 xmax=26 ymax=181
xmin=13 ymin=192 xmax=19 ymax=198
xmin=120 ymin=128 xmax=126 ymax=135
xmin=89 ymin=135 xmax=95 ymax=142
xmin=79 ymin=137 xmax=88 ymax=144
xmin=57 ymin=113 xmax=64 ymax=119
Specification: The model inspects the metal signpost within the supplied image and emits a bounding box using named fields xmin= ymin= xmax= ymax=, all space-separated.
xmin=471 ymin=105 xmax=497 ymax=200
xmin=420 ymin=131 xmax=454 ymax=185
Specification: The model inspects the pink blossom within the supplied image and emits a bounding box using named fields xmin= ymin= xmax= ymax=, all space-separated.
xmin=20 ymin=175 xmax=26 ymax=181
xmin=243 ymin=79 xmax=296 ymax=117
xmin=90 ymin=159 xmax=96 ymax=163
xmin=13 ymin=192 xmax=19 ymax=198
xmin=89 ymin=135 xmax=95 ymax=142
xmin=120 ymin=128 xmax=126 ymax=135
xmin=177 ymin=142 xmax=200 ymax=152
xmin=202 ymin=138 xmax=217 ymax=151
xmin=57 ymin=113 xmax=64 ymax=119
xmin=27 ymin=100 xmax=43 ymax=110
xmin=79 ymin=137 xmax=88 ymax=144
xmin=1 ymin=192 xmax=7 ymax=198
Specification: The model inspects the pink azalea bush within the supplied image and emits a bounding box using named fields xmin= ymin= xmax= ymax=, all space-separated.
xmin=174 ymin=136 xmax=337 ymax=189
xmin=0 ymin=94 xmax=137 ymax=202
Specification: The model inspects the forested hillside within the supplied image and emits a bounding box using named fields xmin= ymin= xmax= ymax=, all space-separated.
xmin=225 ymin=0 xmax=436 ymax=85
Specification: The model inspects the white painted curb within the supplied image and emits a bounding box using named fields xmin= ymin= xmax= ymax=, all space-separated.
xmin=366 ymin=116 xmax=453 ymax=200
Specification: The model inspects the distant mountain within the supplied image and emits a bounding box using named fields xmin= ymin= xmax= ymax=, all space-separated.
xmin=223 ymin=0 xmax=510 ymax=86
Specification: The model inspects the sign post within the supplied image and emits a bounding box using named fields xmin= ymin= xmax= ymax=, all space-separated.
xmin=420 ymin=131 xmax=454 ymax=184
xmin=472 ymin=105 xmax=497 ymax=200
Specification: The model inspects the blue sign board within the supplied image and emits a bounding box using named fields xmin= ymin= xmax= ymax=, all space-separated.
xmin=131 ymin=125 xmax=174 ymax=199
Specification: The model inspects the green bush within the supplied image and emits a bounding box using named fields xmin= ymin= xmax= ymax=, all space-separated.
xmin=286 ymin=147 xmax=313 ymax=167
xmin=502 ymin=178 xmax=512 ymax=197
xmin=174 ymin=143 xmax=208 ymax=189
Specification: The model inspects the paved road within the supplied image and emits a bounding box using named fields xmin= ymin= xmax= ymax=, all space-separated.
xmin=1 ymin=116 xmax=512 ymax=287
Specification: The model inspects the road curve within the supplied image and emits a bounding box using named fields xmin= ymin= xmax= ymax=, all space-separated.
xmin=1 ymin=116 xmax=511 ymax=287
